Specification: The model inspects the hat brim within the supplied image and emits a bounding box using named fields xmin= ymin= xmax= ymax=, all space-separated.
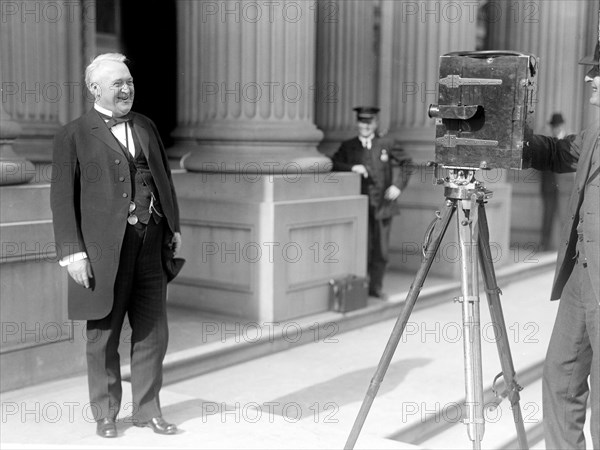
xmin=579 ymin=41 xmax=600 ymax=65
xmin=578 ymin=55 xmax=599 ymax=65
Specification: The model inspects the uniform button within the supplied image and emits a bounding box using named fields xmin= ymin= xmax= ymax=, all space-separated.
xmin=122 ymin=193 xmax=128 ymax=198
xmin=119 ymin=176 xmax=125 ymax=182
xmin=579 ymin=217 xmax=584 ymax=223
xmin=115 ymin=159 xmax=120 ymax=164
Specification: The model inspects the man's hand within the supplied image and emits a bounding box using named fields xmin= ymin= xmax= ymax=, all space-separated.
xmin=351 ymin=164 xmax=369 ymax=178
xmin=67 ymin=259 xmax=93 ymax=288
xmin=384 ymin=185 xmax=401 ymax=201
xmin=171 ymin=232 xmax=182 ymax=256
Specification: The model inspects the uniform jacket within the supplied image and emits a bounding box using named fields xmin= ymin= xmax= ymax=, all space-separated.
xmin=331 ymin=136 xmax=412 ymax=219
xmin=530 ymin=126 xmax=599 ymax=302
xmin=50 ymin=109 xmax=180 ymax=320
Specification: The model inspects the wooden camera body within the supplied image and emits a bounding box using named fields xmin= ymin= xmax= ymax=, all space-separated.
xmin=429 ymin=51 xmax=538 ymax=170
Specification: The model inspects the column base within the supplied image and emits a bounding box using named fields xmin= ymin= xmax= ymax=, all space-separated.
xmin=178 ymin=121 xmax=332 ymax=174
xmin=0 ymin=160 xmax=35 ymax=185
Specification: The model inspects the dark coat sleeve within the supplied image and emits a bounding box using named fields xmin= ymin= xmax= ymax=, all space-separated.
xmin=331 ymin=141 xmax=357 ymax=172
xmin=50 ymin=124 xmax=85 ymax=261
xmin=529 ymin=132 xmax=582 ymax=173
xmin=146 ymin=117 xmax=181 ymax=234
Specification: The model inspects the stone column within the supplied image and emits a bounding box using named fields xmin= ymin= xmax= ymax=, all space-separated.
xmin=486 ymin=0 xmax=596 ymax=250
xmin=314 ymin=0 xmax=379 ymax=157
xmin=379 ymin=0 xmax=479 ymax=155
xmin=171 ymin=0 xmax=330 ymax=173
xmin=167 ymin=0 xmax=367 ymax=322
xmin=487 ymin=0 xmax=595 ymax=132
xmin=1 ymin=0 xmax=88 ymax=164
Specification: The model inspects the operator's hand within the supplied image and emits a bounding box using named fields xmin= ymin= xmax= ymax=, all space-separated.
xmin=171 ymin=232 xmax=182 ymax=256
xmin=384 ymin=185 xmax=401 ymax=201
xmin=351 ymin=164 xmax=369 ymax=178
xmin=67 ymin=259 xmax=93 ymax=288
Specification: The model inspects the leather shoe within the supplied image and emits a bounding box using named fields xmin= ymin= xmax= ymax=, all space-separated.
xmin=96 ymin=418 xmax=117 ymax=438
xmin=134 ymin=416 xmax=178 ymax=435
xmin=369 ymin=290 xmax=388 ymax=300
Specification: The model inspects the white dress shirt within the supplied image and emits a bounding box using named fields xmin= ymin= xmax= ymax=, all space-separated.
xmin=359 ymin=134 xmax=375 ymax=150
xmin=94 ymin=103 xmax=136 ymax=157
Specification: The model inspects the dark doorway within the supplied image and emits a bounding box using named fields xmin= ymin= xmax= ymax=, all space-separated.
xmin=121 ymin=0 xmax=177 ymax=148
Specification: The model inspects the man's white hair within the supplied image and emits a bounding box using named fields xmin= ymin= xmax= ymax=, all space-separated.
xmin=85 ymin=53 xmax=128 ymax=92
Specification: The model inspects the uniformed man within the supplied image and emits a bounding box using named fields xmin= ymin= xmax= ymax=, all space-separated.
xmin=331 ymin=107 xmax=412 ymax=298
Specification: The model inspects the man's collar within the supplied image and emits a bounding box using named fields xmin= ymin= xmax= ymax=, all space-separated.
xmin=94 ymin=103 xmax=114 ymax=117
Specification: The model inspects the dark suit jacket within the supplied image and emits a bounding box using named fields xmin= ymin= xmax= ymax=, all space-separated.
xmin=331 ymin=136 xmax=412 ymax=219
xmin=530 ymin=126 xmax=599 ymax=302
xmin=50 ymin=109 xmax=180 ymax=320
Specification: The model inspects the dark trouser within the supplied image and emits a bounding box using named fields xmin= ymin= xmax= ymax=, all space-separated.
xmin=368 ymin=210 xmax=392 ymax=295
xmin=540 ymin=171 xmax=558 ymax=251
xmin=543 ymin=240 xmax=599 ymax=449
xmin=86 ymin=219 xmax=168 ymax=422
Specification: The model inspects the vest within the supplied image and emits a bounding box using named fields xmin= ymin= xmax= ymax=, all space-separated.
xmin=114 ymin=126 xmax=163 ymax=225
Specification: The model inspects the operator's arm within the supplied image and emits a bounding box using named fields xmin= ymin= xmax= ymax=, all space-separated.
xmin=529 ymin=132 xmax=583 ymax=174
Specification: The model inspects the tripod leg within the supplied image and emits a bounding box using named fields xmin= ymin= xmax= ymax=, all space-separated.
xmin=477 ymin=201 xmax=529 ymax=449
xmin=457 ymin=197 xmax=485 ymax=450
xmin=344 ymin=200 xmax=456 ymax=450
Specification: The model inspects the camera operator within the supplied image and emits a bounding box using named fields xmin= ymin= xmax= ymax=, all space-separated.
xmin=528 ymin=40 xmax=599 ymax=450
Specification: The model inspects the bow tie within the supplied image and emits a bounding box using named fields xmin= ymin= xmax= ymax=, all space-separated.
xmin=97 ymin=111 xmax=131 ymax=128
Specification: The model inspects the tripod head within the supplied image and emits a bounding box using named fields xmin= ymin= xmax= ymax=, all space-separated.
xmin=427 ymin=161 xmax=493 ymax=203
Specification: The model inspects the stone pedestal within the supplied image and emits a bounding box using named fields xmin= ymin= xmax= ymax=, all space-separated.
xmin=169 ymin=172 xmax=367 ymax=321
xmin=0 ymin=184 xmax=86 ymax=392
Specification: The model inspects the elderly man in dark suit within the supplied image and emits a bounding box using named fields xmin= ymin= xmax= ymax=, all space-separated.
xmin=331 ymin=107 xmax=412 ymax=298
xmin=50 ymin=53 xmax=181 ymax=438
xmin=529 ymin=41 xmax=599 ymax=449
